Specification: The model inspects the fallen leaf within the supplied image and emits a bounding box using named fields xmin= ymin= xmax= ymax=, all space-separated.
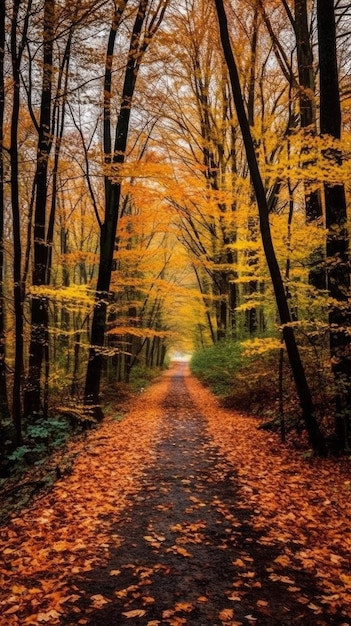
xmin=219 ymin=607 xmax=234 ymax=621
xmin=256 ymin=599 xmax=269 ymax=607
xmin=37 ymin=609 xmax=61 ymax=623
xmin=175 ymin=546 xmax=193 ymax=557
xmin=11 ymin=584 xmax=27 ymax=595
xmin=52 ymin=540 xmax=70 ymax=552
xmin=307 ymin=602 xmax=322 ymax=613
xmin=122 ymin=609 xmax=146 ymax=618
xmin=142 ymin=595 xmax=155 ymax=605
xmin=227 ymin=593 xmax=241 ymax=601
xmin=90 ymin=594 xmax=110 ymax=607
xmin=175 ymin=601 xmax=194 ymax=612
xmin=274 ymin=554 xmax=291 ymax=567
xmin=4 ymin=605 xmax=21 ymax=615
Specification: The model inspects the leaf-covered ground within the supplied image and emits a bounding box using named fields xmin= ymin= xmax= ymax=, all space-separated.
xmin=0 ymin=363 xmax=350 ymax=625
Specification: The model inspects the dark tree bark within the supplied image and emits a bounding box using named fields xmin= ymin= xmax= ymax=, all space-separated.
xmin=293 ymin=0 xmax=325 ymax=292
xmin=213 ymin=0 xmax=326 ymax=455
xmin=317 ymin=0 xmax=351 ymax=449
xmin=0 ymin=0 xmax=9 ymax=423
xmin=295 ymin=0 xmax=322 ymax=220
xmin=10 ymin=0 xmax=29 ymax=444
xmin=24 ymin=0 xmax=55 ymax=418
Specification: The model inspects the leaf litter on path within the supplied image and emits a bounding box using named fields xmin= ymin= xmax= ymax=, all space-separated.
xmin=0 ymin=363 xmax=350 ymax=625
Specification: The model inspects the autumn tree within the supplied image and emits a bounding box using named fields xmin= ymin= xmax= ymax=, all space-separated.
xmin=213 ymin=0 xmax=326 ymax=455
xmin=23 ymin=0 xmax=109 ymax=417
xmin=84 ymin=0 xmax=170 ymax=416
xmin=24 ymin=0 xmax=55 ymax=418
xmin=152 ymin=0 xmax=243 ymax=342
xmin=317 ymin=0 xmax=351 ymax=450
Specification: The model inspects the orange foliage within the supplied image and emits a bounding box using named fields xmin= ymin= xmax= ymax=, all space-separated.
xmin=0 ymin=379 xmax=167 ymax=624
xmin=1 ymin=367 xmax=351 ymax=623
xmin=185 ymin=374 xmax=351 ymax=618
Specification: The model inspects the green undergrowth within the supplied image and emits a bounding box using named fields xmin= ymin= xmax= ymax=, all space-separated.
xmin=190 ymin=337 xmax=296 ymax=419
xmin=190 ymin=340 xmax=242 ymax=397
xmin=190 ymin=337 xmax=336 ymax=444
xmin=129 ymin=363 xmax=164 ymax=392
xmin=0 ymin=364 xmax=165 ymax=522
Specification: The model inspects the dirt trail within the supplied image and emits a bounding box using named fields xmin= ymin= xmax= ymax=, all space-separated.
xmin=59 ymin=364 xmax=347 ymax=626
xmin=1 ymin=363 xmax=350 ymax=625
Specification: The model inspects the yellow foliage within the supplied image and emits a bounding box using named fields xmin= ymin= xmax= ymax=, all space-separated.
xmin=241 ymin=337 xmax=282 ymax=358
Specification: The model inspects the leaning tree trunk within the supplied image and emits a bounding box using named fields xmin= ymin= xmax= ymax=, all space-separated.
xmin=317 ymin=0 xmax=351 ymax=450
xmin=213 ymin=0 xmax=326 ymax=455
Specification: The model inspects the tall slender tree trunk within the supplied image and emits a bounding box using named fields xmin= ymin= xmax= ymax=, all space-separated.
xmin=24 ymin=0 xmax=55 ymax=417
xmin=295 ymin=0 xmax=321 ymax=224
xmin=0 ymin=0 xmax=9 ymax=423
xmin=294 ymin=0 xmax=325 ymax=291
xmin=10 ymin=0 xmax=27 ymax=444
xmin=317 ymin=0 xmax=351 ymax=450
xmin=214 ymin=0 xmax=326 ymax=455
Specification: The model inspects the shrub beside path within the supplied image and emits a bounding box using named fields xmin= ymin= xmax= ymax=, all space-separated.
xmin=0 ymin=363 xmax=350 ymax=625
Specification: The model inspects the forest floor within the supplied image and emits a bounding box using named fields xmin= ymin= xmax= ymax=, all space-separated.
xmin=0 ymin=363 xmax=351 ymax=625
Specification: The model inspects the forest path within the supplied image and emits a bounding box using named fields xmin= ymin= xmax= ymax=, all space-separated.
xmin=0 ymin=364 xmax=350 ymax=625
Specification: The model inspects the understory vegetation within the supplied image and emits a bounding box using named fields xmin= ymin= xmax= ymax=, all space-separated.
xmin=190 ymin=336 xmax=336 ymax=447
xmin=0 ymin=365 xmax=162 ymax=488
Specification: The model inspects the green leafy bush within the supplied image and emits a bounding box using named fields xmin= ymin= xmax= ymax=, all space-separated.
xmin=190 ymin=340 xmax=242 ymax=397
xmin=129 ymin=363 xmax=163 ymax=392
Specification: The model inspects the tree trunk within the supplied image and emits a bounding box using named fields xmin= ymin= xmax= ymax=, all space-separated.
xmin=295 ymin=0 xmax=322 ymax=219
xmin=10 ymin=0 xmax=27 ymax=445
xmin=294 ymin=0 xmax=324 ymax=291
xmin=317 ymin=0 xmax=351 ymax=449
xmin=0 ymin=0 xmax=9 ymax=423
xmin=214 ymin=0 xmax=326 ymax=455
xmin=24 ymin=0 xmax=55 ymax=417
